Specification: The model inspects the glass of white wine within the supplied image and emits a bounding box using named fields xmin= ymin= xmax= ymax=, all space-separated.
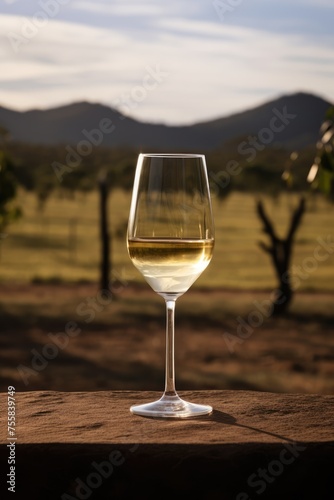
xmin=127 ymin=153 xmax=215 ymax=418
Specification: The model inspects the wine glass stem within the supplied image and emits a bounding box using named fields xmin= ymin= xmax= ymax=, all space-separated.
xmin=164 ymin=299 xmax=177 ymax=397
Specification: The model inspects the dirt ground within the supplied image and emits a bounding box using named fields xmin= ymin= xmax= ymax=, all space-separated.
xmin=0 ymin=283 xmax=334 ymax=395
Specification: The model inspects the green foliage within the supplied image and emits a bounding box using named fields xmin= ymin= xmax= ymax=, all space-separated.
xmin=1 ymin=117 xmax=332 ymax=209
xmin=6 ymin=142 xmax=138 ymax=205
xmin=6 ymin=140 xmax=317 ymax=201
xmin=0 ymin=150 xmax=22 ymax=231
xmin=307 ymin=107 xmax=334 ymax=199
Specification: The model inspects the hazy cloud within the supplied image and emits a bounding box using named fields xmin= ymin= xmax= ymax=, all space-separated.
xmin=0 ymin=0 xmax=333 ymax=124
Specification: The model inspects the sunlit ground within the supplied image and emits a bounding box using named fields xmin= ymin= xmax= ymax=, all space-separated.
xmin=1 ymin=189 xmax=333 ymax=290
xmin=1 ymin=190 xmax=333 ymax=395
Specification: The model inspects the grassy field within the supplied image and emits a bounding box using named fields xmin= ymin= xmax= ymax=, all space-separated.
xmin=1 ymin=190 xmax=333 ymax=395
xmin=1 ymin=189 xmax=333 ymax=290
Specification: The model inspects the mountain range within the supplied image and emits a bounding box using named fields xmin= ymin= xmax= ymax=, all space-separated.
xmin=0 ymin=92 xmax=332 ymax=151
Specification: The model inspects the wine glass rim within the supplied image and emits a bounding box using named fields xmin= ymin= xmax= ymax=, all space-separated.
xmin=139 ymin=153 xmax=205 ymax=159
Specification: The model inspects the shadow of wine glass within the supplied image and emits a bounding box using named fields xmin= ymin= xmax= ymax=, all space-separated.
xmin=209 ymin=409 xmax=295 ymax=443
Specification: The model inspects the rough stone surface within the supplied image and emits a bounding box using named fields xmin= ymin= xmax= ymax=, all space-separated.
xmin=1 ymin=390 xmax=333 ymax=499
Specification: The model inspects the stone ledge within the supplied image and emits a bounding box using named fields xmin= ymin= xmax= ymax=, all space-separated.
xmin=1 ymin=390 xmax=333 ymax=499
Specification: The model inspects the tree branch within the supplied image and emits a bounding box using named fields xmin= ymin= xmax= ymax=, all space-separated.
xmin=258 ymin=241 xmax=273 ymax=255
xmin=256 ymin=200 xmax=278 ymax=242
xmin=286 ymin=196 xmax=306 ymax=243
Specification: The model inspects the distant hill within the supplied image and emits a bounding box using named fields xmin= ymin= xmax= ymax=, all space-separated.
xmin=0 ymin=92 xmax=332 ymax=151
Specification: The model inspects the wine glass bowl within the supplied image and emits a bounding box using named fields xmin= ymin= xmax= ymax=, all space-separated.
xmin=127 ymin=153 xmax=215 ymax=418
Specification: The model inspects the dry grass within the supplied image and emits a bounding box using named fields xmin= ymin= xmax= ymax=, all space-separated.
xmin=1 ymin=283 xmax=333 ymax=395
xmin=1 ymin=189 xmax=333 ymax=290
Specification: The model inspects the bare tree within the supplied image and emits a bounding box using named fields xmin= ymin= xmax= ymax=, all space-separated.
xmin=256 ymin=196 xmax=305 ymax=315
xmin=256 ymin=107 xmax=334 ymax=315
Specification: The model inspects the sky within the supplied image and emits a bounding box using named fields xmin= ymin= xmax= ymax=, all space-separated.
xmin=0 ymin=0 xmax=334 ymax=125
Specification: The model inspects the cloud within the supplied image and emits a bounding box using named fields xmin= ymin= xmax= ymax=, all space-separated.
xmin=0 ymin=4 xmax=333 ymax=125
xmin=70 ymin=0 xmax=162 ymax=16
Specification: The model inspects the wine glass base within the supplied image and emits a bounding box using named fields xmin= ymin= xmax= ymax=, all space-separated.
xmin=130 ymin=395 xmax=212 ymax=419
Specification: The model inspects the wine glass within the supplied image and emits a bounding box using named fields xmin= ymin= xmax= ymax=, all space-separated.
xmin=127 ymin=153 xmax=215 ymax=418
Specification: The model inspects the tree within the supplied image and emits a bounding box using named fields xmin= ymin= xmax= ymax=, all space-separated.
xmin=256 ymin=108 xmax=333 ymax=315
xmin=35 ymin=173 xmax=56 ymax=212
xmin=0 ymin=129 xmax=22 ymax=236
xmin=256 ymin=195 xmax=305 ymax=315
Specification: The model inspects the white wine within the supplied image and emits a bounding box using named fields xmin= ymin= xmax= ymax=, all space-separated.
xmin=126 ymin=154 xmax=215 ymax=417
xmin=127 ymin=237 xmax=214 ymax=294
